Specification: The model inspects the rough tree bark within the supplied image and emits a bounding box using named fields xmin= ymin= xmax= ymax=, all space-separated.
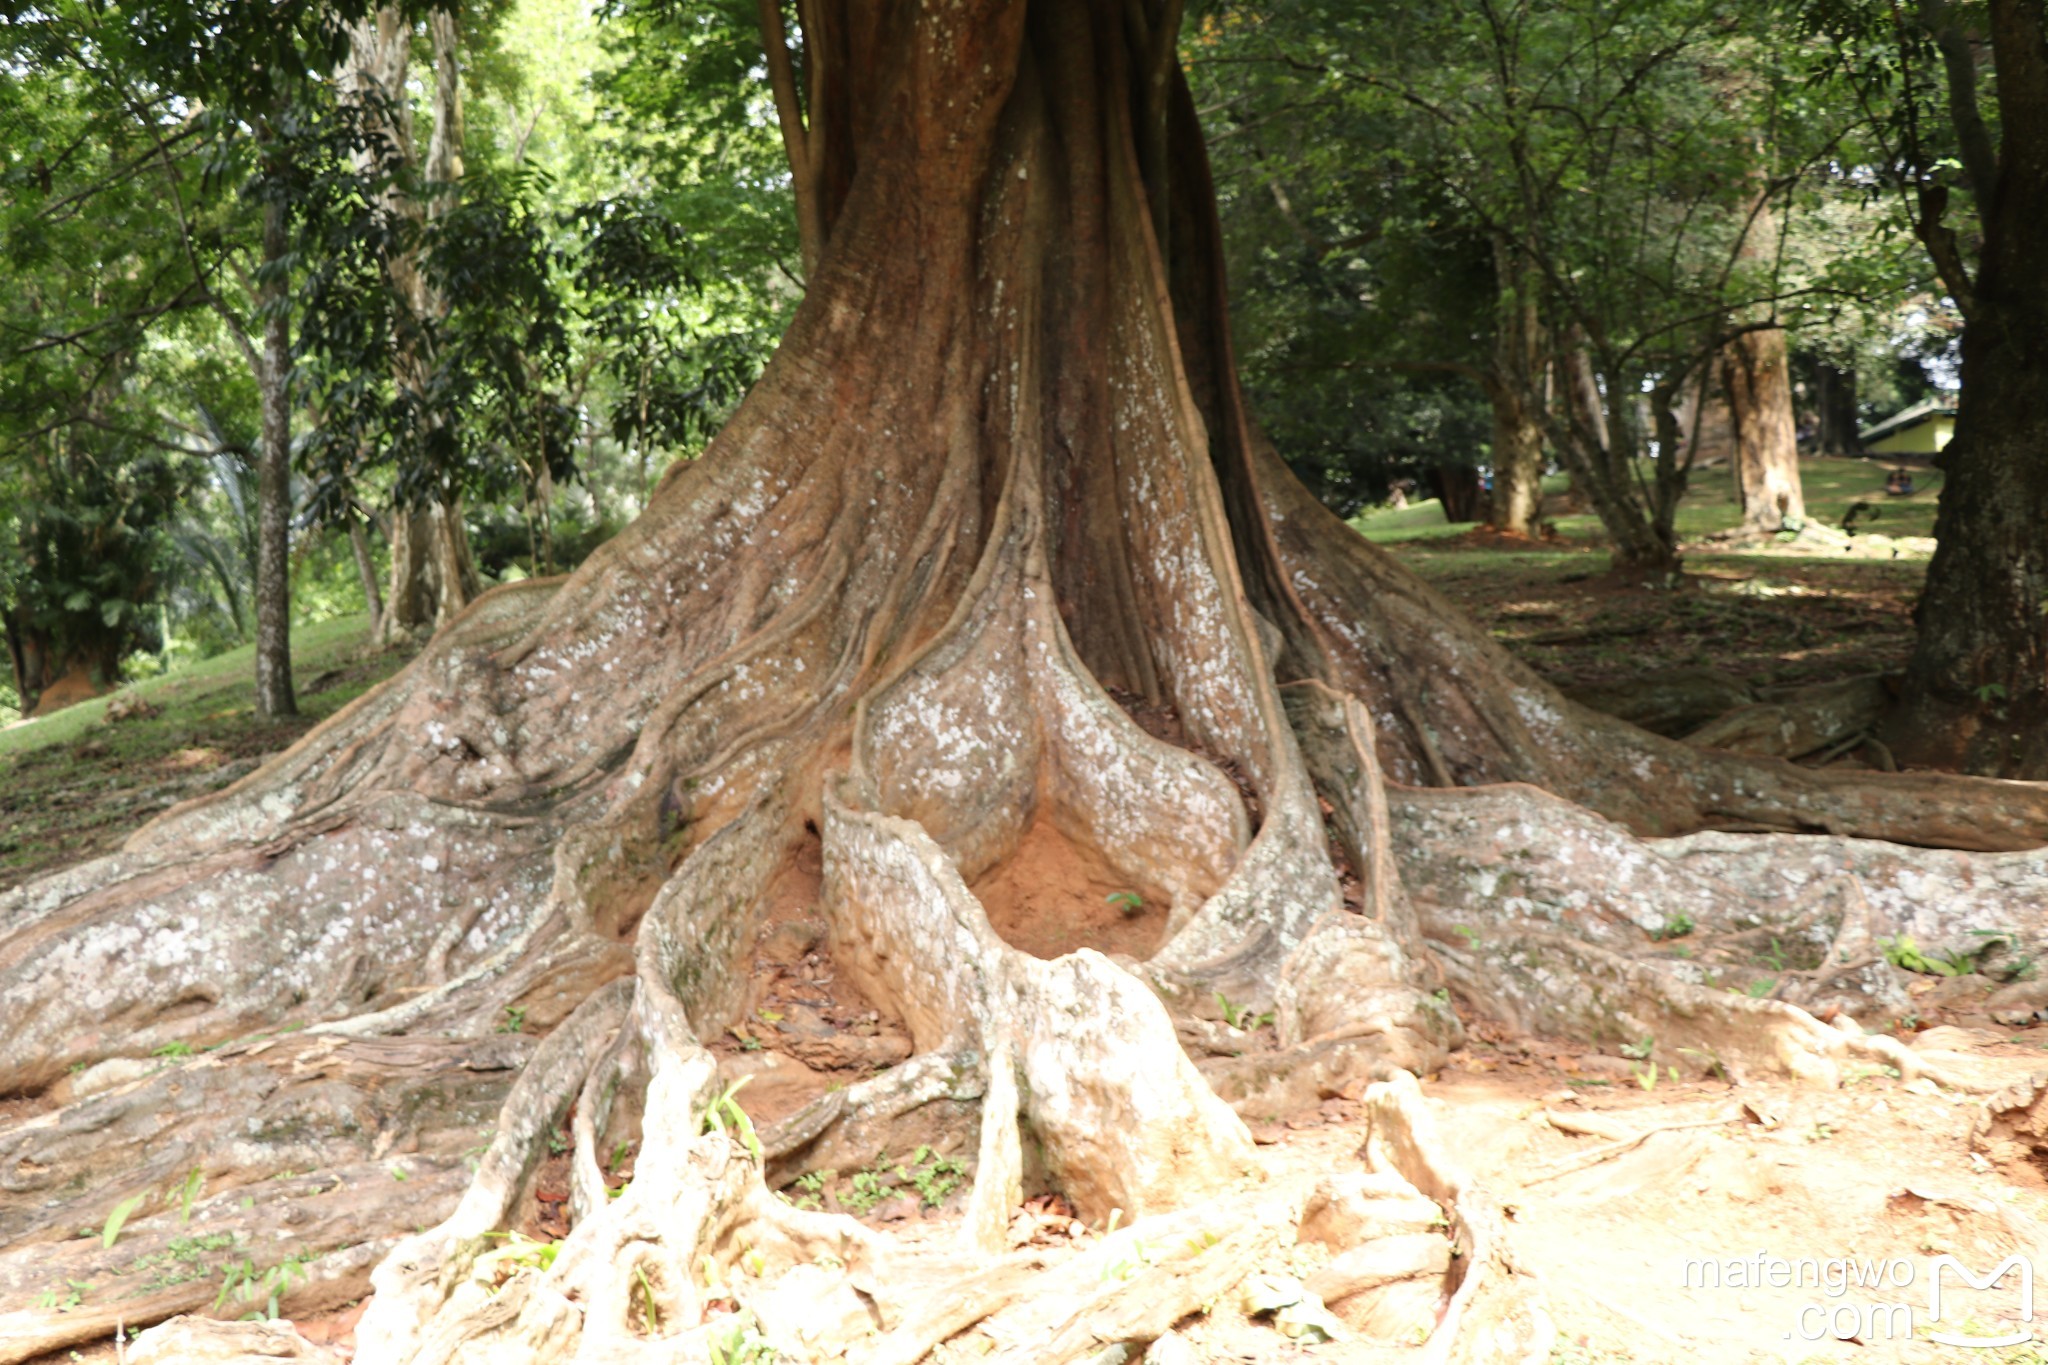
xmin=4 ymin=3 xmax=2048 ymax=1362
xmin=1885 ymin=0 xmax=2048 ymax=775
xmin=1720 ymin=326 xmax=1806 ymax=535
xmin=1484 ymin=236 xmax=1545 ymax=537
xmin=254 ymin=197 xmax=299 ymax=720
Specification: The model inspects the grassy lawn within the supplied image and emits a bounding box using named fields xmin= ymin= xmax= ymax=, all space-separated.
xmin=0 ymin=616 xmax=414 ymax=890
xmin=1350 ymin=457 xmax=1941 ymax=704
xmin=1354 ymin=456 xmax=1943 ymax=548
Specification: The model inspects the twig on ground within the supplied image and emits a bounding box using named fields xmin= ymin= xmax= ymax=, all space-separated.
xmin=1524 ymin=1111 xmax=1739 ymax=1185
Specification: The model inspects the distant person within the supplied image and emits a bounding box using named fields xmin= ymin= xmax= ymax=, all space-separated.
xmin=1884 ymin=468 xmax=1914 ymax=496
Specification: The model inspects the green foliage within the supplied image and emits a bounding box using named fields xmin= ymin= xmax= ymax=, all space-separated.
xmin=701 ymin=1077 xmax=762 ymax=1161
xmin=1105 ymin=891 xmax=1145 ymax=917
xmin=213 ymin=1251 xmax=316 ymax=1320
xmin=1651 ymin=914 xmax=1695 ymax=942
xmin=0 ymin=444 xmax=188 ymax=707
xmin=1192 ymin=0 xmax=1911 ymax=554
xmin=896 ymin=1146 xmax=967 ymax=1209
xmin=474 ymin=1231 xmax=561 ymax=1289
xmin=100 ymin=1194 xmax=146 ymax=1249
xmin=706 ymin=1317 xmax=777 ymax=1365
xmin=1879 ymin=934 xmax=1982 ymax=978
xmin=840 ymin=1168 xmax=890 ymax=1215
xmin=1215 ymin=992 xmax=1275 ymax=1031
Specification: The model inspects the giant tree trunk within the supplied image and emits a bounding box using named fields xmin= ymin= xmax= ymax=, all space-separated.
xmin=1885 ymin=0 xmax=2048 ymax=776
xmin=1720 ymin=326 xmax=1806 ymax=535
xmin=5 ymin=4 xmax=2048 ymax=1362
xmin=253 ymin=199 xmax=298 ymax=720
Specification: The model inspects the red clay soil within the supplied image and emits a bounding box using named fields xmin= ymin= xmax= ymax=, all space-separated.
xmin=969 ymin=816 xmax=1171 ymax=962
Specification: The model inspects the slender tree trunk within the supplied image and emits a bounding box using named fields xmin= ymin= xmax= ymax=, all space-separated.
xmin=1485 ymin=385 xmax=1543 ymax=535
xmin=1811 ymin=360 xmax=1860 ymax=455
xmin=1887 ymin=0 xmax=2048 ymax=775
xmin=345 ymin=504 xmax=384 ymax=639
xmin=1485 ymin=236 xmax=1544 ymax=536
xmin=1549 ymin=338 xmax=1678 ymax=573
xmin=1721 ymin=326 xmax=1805 ymax=534
xmin=253 ymin=200 xmax=297 ymax=719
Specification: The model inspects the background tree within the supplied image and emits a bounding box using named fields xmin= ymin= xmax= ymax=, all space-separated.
xmin=0 ymin=0 xmax=398 ymax=717
xmin=1814 ymin=0 xmax=2048 ymax=774
xmin=1197 ymin=0 xmax=1860 ymax=568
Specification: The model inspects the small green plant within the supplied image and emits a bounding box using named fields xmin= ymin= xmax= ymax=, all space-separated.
xmin=896 ymin=1146 xmax=967 ymax=1207
xmin=1452 ymin=924 xmax=1481 ymax=948
xmin=609 ymin=1140 xmax=632 ymax=1170
xmin=1214 ymin=992 xmax=1274 ymax=1031
xmin=702 ymin=1079 xmax=763 ymax=1161
xmin=1976 ymin=682 xmax=2010 ymax=703
xmin=101 ymin=1193 xmax=146 ymax=1249
xmin=390 ymin=1165 xmax=411 ymax=1182
xmin=497 ymin=1006 xmax=528 ymax=1034
xmin=1651 ymin=913 xmax=1694 ymax=942
xmin=546 ymin=1128 xmax=569 ymax=1156
xmin=1758 ymin=938 xmax=1789 ymax=972
xmin=152 ymin=1040 xmax=195 ymax=1060
xmin=706 ymin=1318 xmax=777 ymax=1364
xmin=1619 ymin=1035 xmax=1654 ymax=1060
xmin=129 ymin=1232 xmax=238 ymax=1294
xmin=1879 ymin=935 xmax=1965 ymax=977
xmin=1101 ymin=1237 xmax=1158 ymax=1283
xmin=786 ymin=1169 xmax=833 ymax=1211
xmin=474 ymin=1232 xmax=560 ymax=1288
xmin=1634 ymin=1063 xmax=1659 ymax=1091
xmin=1744 ymin=977 xmax=1776 ymax=998
xmin=842 ymin=1168 xmax=890 ymax=1214
xmin=36 ymin=1280 xmax=90 ymax=1312
xmin=214 ymin=1253 xmax=314 ymax=1319
xmin=1106 ymin=891 xmax=1144 ymax=917
xmin=177 ymin=1167 xmax=204 ymax=1223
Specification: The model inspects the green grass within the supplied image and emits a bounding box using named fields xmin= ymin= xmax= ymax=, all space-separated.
xmin=0 ymin=615 xmax=377 ymax=761
xmin=0 ymin=616 xmax=412 ymax=890
xmin=1354 ymin=457 xmax=1944 ymax=548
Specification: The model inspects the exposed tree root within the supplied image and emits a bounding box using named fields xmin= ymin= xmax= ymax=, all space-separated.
xmin=5 ymin=1 xmax=2048 ymax=1360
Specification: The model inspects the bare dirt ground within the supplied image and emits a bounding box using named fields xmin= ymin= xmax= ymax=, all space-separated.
xmin=1411 ymin=551 xmax=1928 ymax=701
xmin=40 ymin=999 xmax=2045 ymax=1365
